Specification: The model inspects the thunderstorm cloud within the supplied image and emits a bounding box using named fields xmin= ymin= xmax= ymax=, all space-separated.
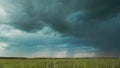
xmin=0 ymin=0 xmax=120 ymax=57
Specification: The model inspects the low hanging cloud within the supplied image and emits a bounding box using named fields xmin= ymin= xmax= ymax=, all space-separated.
xmin=0 ymin=0 xmax=120 ymax=57
xmin=0 ymin=24 xmax=96 ymax=57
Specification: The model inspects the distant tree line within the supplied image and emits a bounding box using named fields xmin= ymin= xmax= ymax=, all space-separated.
xmin=0 ymin=57 xmax=27 ymax=59
xmin=0 ymin=57 xmax=119 ymax=59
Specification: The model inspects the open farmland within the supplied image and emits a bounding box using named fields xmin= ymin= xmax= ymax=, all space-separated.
xmin=0 ymin=58 xmax=120 ymax=68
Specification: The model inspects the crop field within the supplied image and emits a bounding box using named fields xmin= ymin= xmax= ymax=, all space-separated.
xmin=0 ymin=58 xmax=120 ymax=68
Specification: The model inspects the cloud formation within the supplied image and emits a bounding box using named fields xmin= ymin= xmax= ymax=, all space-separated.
xmin=0 ymin=0 xmax=120 ymax=57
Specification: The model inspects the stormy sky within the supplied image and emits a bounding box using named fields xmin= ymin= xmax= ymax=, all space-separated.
xmin=0 ymin=0 xmax=120 ymax=58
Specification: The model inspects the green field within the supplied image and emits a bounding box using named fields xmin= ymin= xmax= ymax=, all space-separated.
xmin=0 ymin=58 xmax=120 ymax=68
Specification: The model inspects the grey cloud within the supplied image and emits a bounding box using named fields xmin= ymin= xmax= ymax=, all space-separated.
xmin=1 ymin=0 xmax=120 ymax=57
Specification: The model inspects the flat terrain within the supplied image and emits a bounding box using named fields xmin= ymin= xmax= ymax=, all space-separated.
xmin=0 ymin=58 xmax=120 ymax=68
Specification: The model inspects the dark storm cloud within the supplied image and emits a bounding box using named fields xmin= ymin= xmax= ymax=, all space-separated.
xmin=1 ymin=0 xmax=120 ymax=57
xmin=3 ymin=0 xmax=120 ymax=32
xmin=66 ymin=0 xmax=120 ymax=56
xmin=12 ymin=0 xmax=120 ymax=31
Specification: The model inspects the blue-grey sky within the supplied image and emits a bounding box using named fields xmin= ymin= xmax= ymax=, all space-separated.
xmin=0 ymin=0 xmax=120 ymax=58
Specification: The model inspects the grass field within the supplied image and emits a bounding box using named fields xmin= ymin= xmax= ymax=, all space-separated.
xmin=0 ymin=58 xmax=120 ymax=68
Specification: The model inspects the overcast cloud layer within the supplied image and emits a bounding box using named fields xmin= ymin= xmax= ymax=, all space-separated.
xmin=0 ymin=0 xmax=120 ymax=57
